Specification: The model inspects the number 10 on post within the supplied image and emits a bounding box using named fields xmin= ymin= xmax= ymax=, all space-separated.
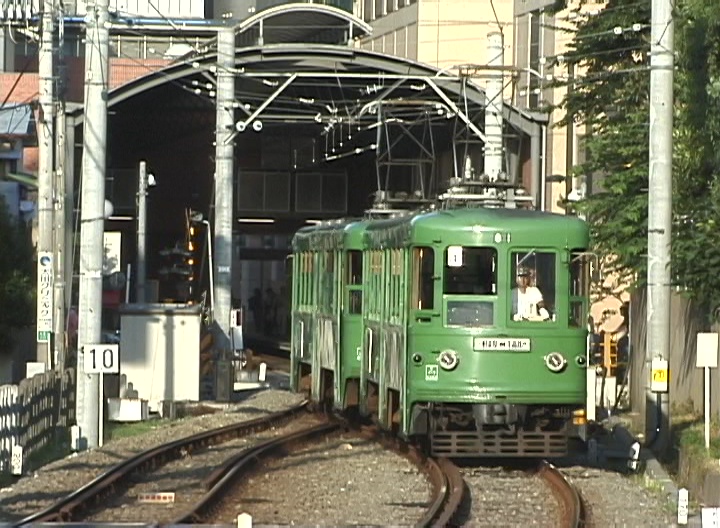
xmin=82 ymin=343 xmax=120 ymax=449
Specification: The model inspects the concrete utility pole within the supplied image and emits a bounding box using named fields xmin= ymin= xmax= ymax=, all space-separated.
xmin=36 ymin=0 xmax=55 ymax=367
xmin=646 ymin=0 xmax=674 ymax=451
xmin=136 ymin=161 xmax=148 ymax=303
xmin=77 ymin=0 xmax=110 ymax=450
xmin=213 ymin=26 xmax=236 ymax=348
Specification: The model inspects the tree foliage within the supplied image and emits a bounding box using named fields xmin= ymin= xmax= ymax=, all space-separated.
xmin=553 ymin=0 xmax=720 ymax=314
xmin=0 ymin=199 xmax=34 ymax=349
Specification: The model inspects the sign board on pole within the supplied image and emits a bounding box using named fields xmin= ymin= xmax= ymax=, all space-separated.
xmin=82 ymin=344 xmax=120 ymax=374
xmin=36 ymin=251 xmax=53 ymax=342
xmin=697 ymin=332 xmax=719 ymax=368
xmin=651 ymin=358 xmax=669 ymax=392
xmin=702 ymin=507 xmax=720 ymax=528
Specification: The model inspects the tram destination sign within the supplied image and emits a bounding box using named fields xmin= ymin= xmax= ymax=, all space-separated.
xmin=473 ymin=337 xmax=531 ymax=352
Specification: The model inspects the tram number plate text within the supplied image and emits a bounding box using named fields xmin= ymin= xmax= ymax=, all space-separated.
xmin=473 ymin=337 xmax=531 ymax=352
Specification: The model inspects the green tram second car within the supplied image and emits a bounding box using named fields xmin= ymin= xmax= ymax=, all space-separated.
xmin=290 ymin=207 xmax=591 ymax=457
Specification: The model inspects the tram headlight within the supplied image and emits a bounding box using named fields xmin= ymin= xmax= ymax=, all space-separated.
xmin=544 ymin=352 xmax=567 ymax=373
xmin=438 ymin=350 xmax=459 ymax=371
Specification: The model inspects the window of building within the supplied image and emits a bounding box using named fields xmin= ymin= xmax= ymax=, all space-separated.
xmin=528 ymin=11 xmax=542 ymax=108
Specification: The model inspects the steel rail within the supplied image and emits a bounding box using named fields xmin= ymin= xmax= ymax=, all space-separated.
xmin=172 ymin=420 xmax=341 ymax=523
xmin=538 ymin=460 xmax=588 ymax=528
xmin=415 ymin=457 xmax=465 ymax=528
xmin=13 ymin=400 xmax=310 ymax=526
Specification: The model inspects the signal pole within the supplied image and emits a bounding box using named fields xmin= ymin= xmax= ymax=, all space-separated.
xmin=213 ymin=26 xmax=235 ymax=348
xmin=77 ymin=0 xmax=110 ymax=450
xmin=36 ymin=0 xmax=55 ymax=367
xmin=646 ymin=0 xmax=674 ymax=451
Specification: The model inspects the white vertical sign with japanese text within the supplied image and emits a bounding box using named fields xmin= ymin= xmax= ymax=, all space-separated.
xmin=36 ymin=251 xmax=53 ymax=342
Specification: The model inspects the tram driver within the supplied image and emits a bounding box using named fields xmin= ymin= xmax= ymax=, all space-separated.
xmin=511 ymin=267 xmax=550 ymax=321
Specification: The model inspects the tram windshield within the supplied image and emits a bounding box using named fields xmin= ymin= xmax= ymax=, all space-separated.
xmin=443 ymin=246 xmax=497 ymax=327
xmin=510 ymin=250 xmax=556 ymax=322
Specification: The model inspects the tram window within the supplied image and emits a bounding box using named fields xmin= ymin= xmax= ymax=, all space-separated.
xmin=570 ymin=250 xmax=590 ymax=327
xmin=347 ymin=250 xmax=362 ymax=285
xmin=443 ymin=247 xmax=497 ymax=295
xmin=510 ymin=251 xmax=556 ymax=322
xmin=412 ymin=247 xmax=434 ymax=310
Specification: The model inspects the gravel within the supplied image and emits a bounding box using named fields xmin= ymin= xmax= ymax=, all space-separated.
xmin=214 ymin=434 xmax=431 ymax=526
xmin=0 ymin=389 xmax=305 ymax=522
xmin=458 ymin=465 xmax=559 ymax=527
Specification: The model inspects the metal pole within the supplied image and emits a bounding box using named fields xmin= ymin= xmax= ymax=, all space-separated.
xmin=36 ymin=0 xmax=55 ymax=367
xmin=565 ymin=61 xmax=575 ymax=207
xmin=204 ymin=219 xmax=215 ymax=322
xmin=77 ymin=0 xmax=110 ymax=450
xmin=53 ymin=89 xmax=66 ymax=371
xmin=136 ymin=161 xmax=147 ymax=303
xmin=646 ymin=0 xmax=674 ymax=452
xmin=54 ymin=3 xmax=67 ymax=371
xmin=483 ymin=32 xmax=503 ymax=186
xmin=214 ymin=26 xmax=235 ymax=349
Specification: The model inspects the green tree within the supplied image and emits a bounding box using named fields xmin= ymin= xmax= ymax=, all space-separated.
xmin=554 ymin=0 xmax=720 ymax=313
xmin=552 ymin=0 xmax=651 ymax=284
xmin=0 ymin=198 xmax=34 ymax=349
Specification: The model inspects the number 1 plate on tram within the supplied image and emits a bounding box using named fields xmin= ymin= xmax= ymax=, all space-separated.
xmin=473 ymin=337 xmax=531 ymax=352
xmin=82 ymin=344 xmax=120 ymax=374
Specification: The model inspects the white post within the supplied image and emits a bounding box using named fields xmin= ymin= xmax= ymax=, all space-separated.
xmin=37 ymin=0 xmax=56 ymax=366
xmin=678 ymin=488 xmax=688 ymax=525
xmin=77 ymin=0 xmax=110 ymax=450
xmin=697 ymin=332 xmax=719 ymax=451
xmin=646 ymin=0 xmax=675 ymax=451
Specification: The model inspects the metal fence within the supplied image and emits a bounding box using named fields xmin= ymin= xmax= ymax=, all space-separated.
xmin=0 ymin=368 xmax=75 ymax=473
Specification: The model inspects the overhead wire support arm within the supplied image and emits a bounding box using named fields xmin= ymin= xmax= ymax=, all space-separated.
xmin=227 ymin=72 xmax=297 ymax=140
xmin=425 ymin=77 xmax=486 ymax=143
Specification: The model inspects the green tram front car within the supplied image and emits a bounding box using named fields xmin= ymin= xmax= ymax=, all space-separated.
xmin=360 ymin=208 xmax=591 ymax=457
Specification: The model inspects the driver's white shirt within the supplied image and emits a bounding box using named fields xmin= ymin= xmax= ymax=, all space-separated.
xmin=515 ymin=286 xmax=543 ymax=318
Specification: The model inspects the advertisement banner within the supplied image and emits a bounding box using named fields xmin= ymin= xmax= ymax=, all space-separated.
xmin=36 ymin=251 xmax=53 ymax=342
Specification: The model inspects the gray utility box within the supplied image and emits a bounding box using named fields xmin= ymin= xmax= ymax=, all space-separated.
xmin=119 ymin=303 xmax=201 ymax=412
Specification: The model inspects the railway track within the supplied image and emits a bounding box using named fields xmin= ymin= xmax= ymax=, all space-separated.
xmin=12 ymin=401 xmax=311 ymax=525
xmin=538 ymin=460 xmax=589 ymax=527
xmin=13 ymin=398 xmax=465 ymax=527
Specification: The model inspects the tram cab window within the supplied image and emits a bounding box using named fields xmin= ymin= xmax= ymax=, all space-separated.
xmin=412 ymin=247 xmax=435 ymax=310
xmin=443 ymin=246 xmax=497 ymax=327
xmin=510 ymin=251 xmax=556 ymax=322
xmin=569 ymin=250 xmax=591 ymax=327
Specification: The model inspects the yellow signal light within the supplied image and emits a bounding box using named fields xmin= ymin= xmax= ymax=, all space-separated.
xmin=190 ymin=226 xmax=196 ymax=236
xmin=188 ymin=241 xmax=195 ymax=251
xmin=188 ymin=258 xmax=195 ymax=265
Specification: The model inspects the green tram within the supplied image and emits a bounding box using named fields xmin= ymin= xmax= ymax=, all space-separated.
xmin=290 ymin=208 xmax=591 ymax=457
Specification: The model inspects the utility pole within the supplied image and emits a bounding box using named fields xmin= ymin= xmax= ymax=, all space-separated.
xmin=136 ymin=161 xmax=147 ymax=303
xmin=77 ymin=0 xmax=110 ymax=450
xmin=646 ymin=0 xmax=674 ymax=452
xmin=36 ymin=0 xmax=55 ymax=367
xmin=214 ymin=26 xmax=235 ymax=349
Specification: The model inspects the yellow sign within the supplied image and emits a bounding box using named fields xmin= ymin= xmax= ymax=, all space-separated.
xmin=651 ymin=358 xmax=669 ymax=392
xmin=652 ymin=369 xmax=667 ymax=383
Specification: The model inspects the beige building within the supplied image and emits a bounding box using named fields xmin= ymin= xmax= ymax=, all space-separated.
xmin=355 ymin=0 xmax=606 ymax=212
